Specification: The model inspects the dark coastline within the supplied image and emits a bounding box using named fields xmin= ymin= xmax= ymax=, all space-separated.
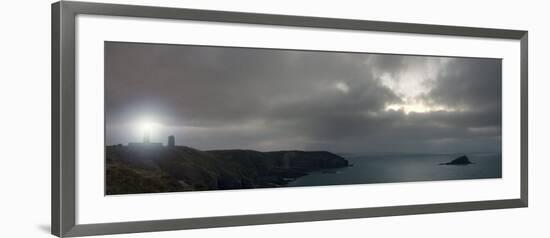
xmin=106 ymin=145 xmax=348 ymax=195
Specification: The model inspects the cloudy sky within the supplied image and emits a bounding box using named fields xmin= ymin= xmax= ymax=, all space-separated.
xmin=105 ymin=42 xmax=502 ymax=154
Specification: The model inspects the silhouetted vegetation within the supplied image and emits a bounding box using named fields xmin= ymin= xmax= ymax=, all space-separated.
xmin=106 ymin=145 xmax=348 ymax=195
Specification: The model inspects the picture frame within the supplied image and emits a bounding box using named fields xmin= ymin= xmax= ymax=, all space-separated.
xmin=52 ymin=1 xmax=528 ymax=237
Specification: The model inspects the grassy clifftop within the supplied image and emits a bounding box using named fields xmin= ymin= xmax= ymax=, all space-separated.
xmin=106 ymin=145 xmax=348 ymax=195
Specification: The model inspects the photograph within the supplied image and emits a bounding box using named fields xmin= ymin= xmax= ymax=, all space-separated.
xmin=104 ymin=41 xmax=502 ymax=195
xmin=43 ymin=1 xmax=534 ymax=237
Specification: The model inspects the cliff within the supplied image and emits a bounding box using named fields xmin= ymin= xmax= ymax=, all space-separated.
xmin=106 ymin=145 xmax=348 ymax=195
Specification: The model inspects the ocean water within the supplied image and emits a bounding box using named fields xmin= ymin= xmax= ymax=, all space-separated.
xmin=287 ymin=153 xmax=502 ymax=187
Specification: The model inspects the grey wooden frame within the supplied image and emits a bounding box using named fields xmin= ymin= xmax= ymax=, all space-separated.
xmin=52 ymin=1 xmax=528 ymax=237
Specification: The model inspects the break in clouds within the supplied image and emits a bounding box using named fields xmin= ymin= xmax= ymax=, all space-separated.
xmin=105 ymin=42 xmax=501 ymax=154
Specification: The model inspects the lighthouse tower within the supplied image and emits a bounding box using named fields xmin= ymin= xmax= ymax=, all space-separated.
xmin=143 ymin=131 xmax=151 ymax=143
xmin=168 ymin=135 xmax=175 ymax=147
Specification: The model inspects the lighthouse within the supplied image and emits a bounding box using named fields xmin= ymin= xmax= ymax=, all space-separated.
xmin=143 ymin=131 xmax=151 ymax=143
xmin=168 ymin=135 xmax=175 ymax=147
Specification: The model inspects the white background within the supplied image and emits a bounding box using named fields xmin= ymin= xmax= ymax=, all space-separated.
xmin=0 ymin=0 xmax=547 ymax=237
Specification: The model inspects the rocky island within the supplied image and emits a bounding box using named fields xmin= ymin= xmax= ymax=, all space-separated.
xmin=106 ymin=145 xmax=349 ymax=195
xmin=439 ymin=155 xmax=473 ymax=165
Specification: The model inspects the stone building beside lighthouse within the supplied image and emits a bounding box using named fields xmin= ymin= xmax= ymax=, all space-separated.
xmin=127 ymin=134 xmax=176 ymax=148
xmin=128 ymin=131 xmax=162 ymax=148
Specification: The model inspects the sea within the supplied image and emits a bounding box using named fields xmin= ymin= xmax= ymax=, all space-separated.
xmin=287 ymin=153 xmax=502 ymax=187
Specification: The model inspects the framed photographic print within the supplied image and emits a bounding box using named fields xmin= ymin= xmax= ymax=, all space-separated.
xmin=52 ymin=1 xmax=528 ymax=237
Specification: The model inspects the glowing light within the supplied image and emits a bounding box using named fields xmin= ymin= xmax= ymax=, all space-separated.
xmin=136 ymin=119 xmax=162 ymax=139
xmin=385 ymin=102 xmax=454 ymax=114
xmin=139 ymin=121 xmax=157 ymax=133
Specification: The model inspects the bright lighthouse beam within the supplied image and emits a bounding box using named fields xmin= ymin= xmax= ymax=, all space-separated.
xmin=136 ymin=119 xmax=161 ymax=143
xmin=139 ymin=121 xmax=156 ymax=133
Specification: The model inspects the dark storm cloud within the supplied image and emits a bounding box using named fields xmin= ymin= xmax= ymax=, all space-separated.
xmin=105 ymin=42 xmax=501 ymax=154
xmin=424 ymin=57 xmax=502 ymax=111
xmin=365 ymin=53 xmax=432 ymax=76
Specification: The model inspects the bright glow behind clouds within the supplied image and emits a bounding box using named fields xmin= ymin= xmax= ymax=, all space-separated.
xmin=377 ymin=57 xmax=454 ymax=114
xmin=137 ymin=120 xmax=159 ymax=133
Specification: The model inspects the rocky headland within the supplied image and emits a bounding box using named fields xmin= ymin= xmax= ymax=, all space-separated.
xmin=106 ymin=145 xmax=349 ymax=195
